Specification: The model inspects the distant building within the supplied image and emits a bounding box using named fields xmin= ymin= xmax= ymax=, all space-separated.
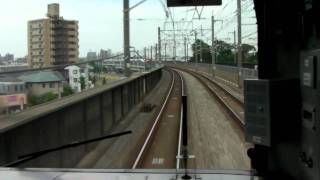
xmin=0 ymin=64 xmax=28 ymax=72
xmin=18 ymin=71 xmax=65 ymax=96
xmin=15 ymin=57 xmax=27 ymax=64
xmin=65 ymin=65 xmax=89 ymax=92
xmin=0 ymin=76 xmax=27 ymax=114
xmin=99 ymin=49 xmax=111 ymax=59
xmin=2 ymin=53 xmax=14 ymax=61
xmin=0 ymin=53 xmax=14 ymax=64
xmin=87 ymin=52 xmax=97 ymax=61
xmin=27 ymin=3 xmax=79 ymax=68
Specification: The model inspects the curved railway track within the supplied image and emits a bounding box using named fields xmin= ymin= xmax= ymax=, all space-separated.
xmin=172 ymin=67 xmax=245 ymax=131
xmin=132 ymin=68 xmax=184 ymax=169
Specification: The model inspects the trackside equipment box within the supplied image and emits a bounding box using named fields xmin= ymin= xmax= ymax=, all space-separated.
xmin=244 ymin=79 xmax=300 ymax=146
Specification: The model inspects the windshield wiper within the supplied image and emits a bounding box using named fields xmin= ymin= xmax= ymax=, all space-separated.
xmin=4 ymin=130 xmax=132 ymax=167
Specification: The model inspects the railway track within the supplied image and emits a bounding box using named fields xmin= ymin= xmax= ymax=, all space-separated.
xmin=173 ymin=67 xmax=245 ymax=131
xmin=132 ymin=68 xmax=184 ymax=169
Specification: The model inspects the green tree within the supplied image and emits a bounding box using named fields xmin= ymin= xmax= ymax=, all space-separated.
xmin=190 ymin=39 xmax=212 ymax=64
xmin=41 ymin=92 xmax=58 ymax=102
xmin=241 ymin=43 xmax=257 ymax=65
xmin=190 ymin=39 xmax=237 ymax=65
xmin=28 ymin=95 xmax=40 ymax=106
xmin=214 ymin=40 xmax=235 ymax=65
xmin=61 ymin=85 xmax=74 ymax=97
xmin=89 ymin=61 xmax=99 ymax=73
xmin=28 ymin=92 xmax=59 ymax=106
xmin=80 ymin=76 xmax=86 ymax=90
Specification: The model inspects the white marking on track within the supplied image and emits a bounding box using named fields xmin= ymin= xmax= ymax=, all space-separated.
xmin=152 ymin=158 xmax=164 ymax=165
xmin=168 ymin=115 xmax=175 ymax=118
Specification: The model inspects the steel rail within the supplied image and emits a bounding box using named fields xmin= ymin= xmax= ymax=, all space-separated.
xmin=132 ymin=69 xmax=176 ymax=169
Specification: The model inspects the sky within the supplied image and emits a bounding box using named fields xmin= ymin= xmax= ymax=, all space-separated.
xmin=0 ymin=0 xmax=256 ymax=58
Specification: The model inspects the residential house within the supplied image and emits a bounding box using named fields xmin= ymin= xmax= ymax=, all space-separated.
xmin=65 ymin=65 xmax=89 ymax=92
xmin=19 ymin=71 xmax=65 ymax=97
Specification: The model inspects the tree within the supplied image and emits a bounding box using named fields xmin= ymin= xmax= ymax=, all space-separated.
xmin=190 ymin=39 xmax=237 ymax=65
xmin=89 ymin=61 xmax=99 ymax=73
xmin=41 ymin=92 xmax=58 ymax=102
xmin=214 ymin=40 xmax=235 ymax=65
xmin=241 ymin=43 xmax=257 ymax=65
xmin=61 ymin=85 xmax=74 ymax=97
xmin=28 ymin=92 xmax=59 ymax=106
xmin=190 ymin=39 xmax=212 ymax=64
xmin=80 ymin=76 xmax=86 ymax=90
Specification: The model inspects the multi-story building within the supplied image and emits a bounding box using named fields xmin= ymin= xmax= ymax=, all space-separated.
xmin=99 ymin=49 xmax=112 ymax=59
xmin=27 ymin=3 xmax=79 ymax=68
xmin=87 ymin=51 xmax=97 ymax=61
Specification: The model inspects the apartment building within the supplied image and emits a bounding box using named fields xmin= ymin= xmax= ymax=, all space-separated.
xmin=27 ymin=3 xmax=79 ymax=68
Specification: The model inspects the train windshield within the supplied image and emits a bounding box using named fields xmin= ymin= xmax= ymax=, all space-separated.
xmin=0 ymin=0 xmax=258 ymax=179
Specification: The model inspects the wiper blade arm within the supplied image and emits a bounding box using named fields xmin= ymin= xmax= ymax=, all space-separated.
xmin=4 ymin=130 xmax=132 ymax=167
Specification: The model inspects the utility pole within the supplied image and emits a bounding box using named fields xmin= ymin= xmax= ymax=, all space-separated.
xmin=173 ymin=22 xmax=176 ymax=64
xmin=184 ymin=37 xmax=187 ymax=62
xmin=194 ymin=31 xmax=198 ymax=67
xmin=150 ymin=46 xmax=153 ymax=61
xmin=229 ymin=30 xmax=237 ymax=64
xmin=186 ymin=43 xmax=188 ymax=62
xmin=164 ymin=43 xmax=167 ymax=62
xmin=144 ymin=47 xmax=147 ymax=71
xmin=123 ymin=0 xmax=130 ymax=77
xmin=155 ymin=44 xmax=158 ymax=61
xmin=237 ymin=0 xmax=242 ymax=88
xmin=158 ymin=27 xmax=161 ymax=62
xmin=211 ymin=16 xmax=215 ymax=77
xmin=200 ymin=40 xmax=203 ymax=63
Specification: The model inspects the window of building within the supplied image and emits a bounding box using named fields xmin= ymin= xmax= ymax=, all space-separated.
xmin=73 ymin=70 xmax=78 ymax=74
xmin=49 ymin=83 xmax=55 ymax=88
xmin=73 ymin=78 xmax=77 ymax=83
xmin=14 ymin=85 xmax=18 ymax=92
xmin=20 ymin=84 xmax=24 ymax=91
xmin=42 ymin=83 xmax=46 ymax=88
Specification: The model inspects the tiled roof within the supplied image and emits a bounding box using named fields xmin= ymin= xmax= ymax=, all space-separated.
xmin=18 ymin=71 xmax=65 ymax=83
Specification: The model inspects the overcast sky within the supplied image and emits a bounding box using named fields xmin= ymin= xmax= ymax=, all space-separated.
xmin=0 ymin=0 xmax=256 ymax=58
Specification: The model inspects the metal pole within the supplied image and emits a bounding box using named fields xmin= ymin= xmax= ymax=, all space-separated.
xmin=186 ymin=43 xmax=188 ymax=62
xmin=184 ymin=37 xmax=187 ymax=62
xmin=158 ymin=27 xmax=161 ymax=62
xmin=194 ymin=31 xmax=198 ymax=67
xmin=164 ymin=43 xmax=167 ymax=62
xmin=211 ymin=16 xmax=215 ymax=77
xmin=173 ymin=22 xmax=176 ymax=64
xmin=150 ymin=46 xmax=153 ymax=61
xmin=200 ymin=40 xmax=203 ymax=63
xmin=123 ymin=0 xmax=130 ymax=77
xmin=237 ymin=0 xmax=242 ymax=88
xmin=144 ymin=47 xmax=147 ymax=71
xmin=155 ymin=44 xmax=158 ymax=61
xmin=233 ymin=30 xmax=237 ymax=65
